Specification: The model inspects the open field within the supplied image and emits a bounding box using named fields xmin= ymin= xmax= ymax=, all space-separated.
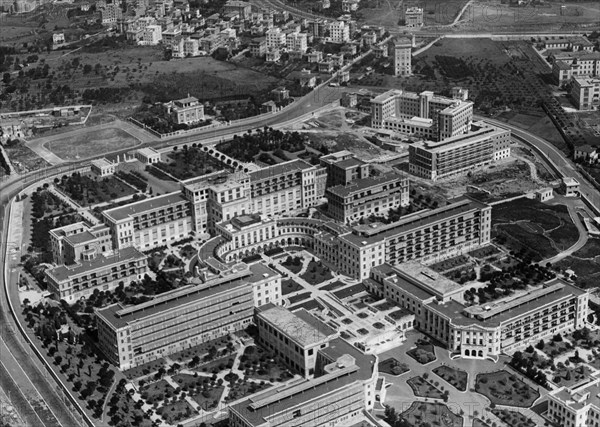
xmin=492 ymin=198 xmax=578 ymax=261
xmin=556 ymin=238 xmax=600 ymax=289
xmin=44 ymin=127 xmax=140 ymax=160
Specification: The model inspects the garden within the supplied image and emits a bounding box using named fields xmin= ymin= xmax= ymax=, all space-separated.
xmin=433 ymin=365 xmax=468 ymax=392
xmin=406 ymin=339 xmax=437 ymax=365
xmin=475 ymin=371 xmax=539 ymax=407
xmin=56 ymin=172 xmax=138 ymax=206
xmin=300 ymin=259 xmax=333 ymax=285
xmin=238 ymin=345 xmax=293 ymax=382
xmin=491 ymin=409 xmax=536 ymax=427
xmin=399 ymin=402 xmax=463 ymax=427
xmin=378 ymin=358 xmax=409 ymax=376
xmin=155 ymin=145 xmax=232 ymax=180
xmin=281 ymin=255 xmax=304 ymax=274
xmin=406 ymin=376 xmax=446 ymax=400
xmin=281 ymin=278 xmax=304 ymax=295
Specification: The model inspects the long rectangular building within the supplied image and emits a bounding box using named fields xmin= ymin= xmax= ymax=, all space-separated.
xmin=96 ymin=263 xmax=281 ymax=370
xmin=408 ymin=122 xmax=511 ymax=181
xmin=369 ymin=263 xmax=589 ymax=359
xmin=45 ymin=246 xmax=148 ymax=303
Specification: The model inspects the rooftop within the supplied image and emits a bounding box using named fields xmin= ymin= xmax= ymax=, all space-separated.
xmin=326 ymin=172 xmax=405 ymax=198
xmin=396 ymin=261 xmax=465 ymax=298
xmin=46 ymin=246 xmax=145 ymax=283
xmin=64 ymin=230 xmax=98 ymax=246
xmin=136 ymin=147 xmax=160 ymax=157
xmin=250 ymin=159 xmax=313 ymax=182
xmin=416 ymin=124 xmax=506 ymax=152
xmin=551 ymin=374 xmax=600 ymax=412
xmin=91 ymin=158 xmax=113 ymax=168
xmin=257 ymin=304 xmax=337 ymax=347
xmin=102 ymin=192 xmax=189 ymax=222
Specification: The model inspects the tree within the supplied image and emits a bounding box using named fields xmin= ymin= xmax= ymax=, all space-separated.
xmin=2 ymin=72 xmax=10 ymax=84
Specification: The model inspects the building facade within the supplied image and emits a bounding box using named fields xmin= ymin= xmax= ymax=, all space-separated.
xmin=390 ymin=37 xmax=412 ymax=77
xmin=571 ymin=76 xmax=600 ymax=110
xmin=49 ymin=222 xmax=113 ymax=265
xmin=408 ymin=122 xmax=511 ymax=181
xmin=326 ymin=172 xmax=409 ymax=223
xmin=45 ymin=246 xmax=148 ymax=302
xmin=163 ymin=97 xmax=205 ymax=125
xmin=547 ymin=373 xmax=600 ymax=427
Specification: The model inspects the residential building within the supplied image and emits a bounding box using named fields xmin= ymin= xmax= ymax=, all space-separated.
xmin=390 ymin=37 xmax=412 ymax=77
xmin=341 ymin=92 xmax=358 ymax=108
xmin=265 ymin=27 xmax=286 ymax=48
xmin=102 ymin=191 xmax=193 ymax=250
xmin=249 ymin=37 xmax=267 ymax=57
xmin=547 ymin=372 xmax=600 ymax=427
xmin=261 ymin=100 xmax=277 ymax=113
xmin=342 ymin=0 xmax=359 ymax=12
xmin=49 ymin=222 xmax=113 ymax=265
xmin=230 ymin=309 xmax=380 ymax=427
xmin=404 ymin=6 xmax=423 ymax=26
xmin=101 ymin=2 xmax=122 ymax=24
xmin=286 ymin=31 xmax=307 ymax=53
xmin=96 ymin=265 xmax=276 ymax=369
xmin=45 ymin=246 xmax=148 ymax=302
xmin=326 ymin=172 xmax=410 ymax=223
xmin=224 ymin=0 xmax=251 ymax=19
xmin=265 ymin=47 xmax=281 ymax=62
xmin=329 ymin=20 xmax=350 ymax=43
xmin=408 ymin=122 xmax=511 ymax=181
xmin=574 ymin=145 xmax=598 ymax=163
xmin=571 ymin=76 xmax=600 ymax=110
xmin=544 ymin=36 xmax=595 ymax=52
xmin=535 ymin=187 xmax=554 ymax=202
xmin=371 ymin=89 xmax=474 ymax=141
xmin=163 ymin=96 xmax=204 ymax=125
xmin=306 ymin=50 xmax=323 ymax=63
xmin=52 ymin=33 xmax=65 ymax=44
xmin=369 ymin=263 xmax=589 ymax=358
xmin=270 ymin=87 xmax=289 ymax=102
xmin=318 ymin=59 xmax=334 ymax=73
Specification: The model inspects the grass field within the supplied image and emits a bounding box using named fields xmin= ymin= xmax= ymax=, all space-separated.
xmin=493 ymin=198 xmax=578 ymax=261
xmin=400 ymin=402 xmax=462 ymax=427
xmin=45 ymin=127 xmax=140 ymax=160
xmin=556 ymin=238 xmax=600 ymax=289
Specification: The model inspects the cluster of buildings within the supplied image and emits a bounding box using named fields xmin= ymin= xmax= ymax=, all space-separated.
xmin=546 ymin=36 xmax=600 ymax=110
xmin=371 ymin=88 xmax=511 ymax=180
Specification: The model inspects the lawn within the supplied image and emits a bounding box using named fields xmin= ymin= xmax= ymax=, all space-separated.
xmin=555 ymin=238 xmax=600 ymax=289
xmin=160 ymin=399 xmax=196 ymax=424
xmin=239 ymin=345 xmax=292 ymax=382
xmin=475 ymin=371 xmax=539 ymax=407
xmin=400 ymin=402 xmax=463 ymax=427
xmin=56 ymin=173 xmax=138 ymax=206
xmin=300 ymin=260 xmax=333 ymax=285
xmin=552 ymin=364 xmax=594 ymax=388
xmin=491 ymin=409 xmax=536 ymax=427
xmin=191 ymin=386 xmax=224 ymax=412
xmin=140 ymin=379 xmax=175 ymax=402
xmin=291 ymin=299 xmax=324 ymax=311
xmin=281 ymin=279 xmax=304 ymax=295
xmin=45 ymin=127 xmax=140 ymax=160
xmin=468 ymin=245 xmax=501 ymax=260
xmin=433 ymin=365 xmax=468 ymax=392
xmin=288 ymin=292 xmax=311 ymax=304
xmin=473 ymin=420 xmax=489 ymax=427
xmin=378 ymin=358 xmax=409 ymax=376
xmin=406 ymin=339 xmax=436 ymax=365
xmin=320 ymin=280 xmax=346 ymax=291
xmin=224 ymin=379 xmax=272 ymax=403
xmin=493 ymin=198 xmax=578 ymax=261
xmin=406 ymin=376 xmax=445 ymax=399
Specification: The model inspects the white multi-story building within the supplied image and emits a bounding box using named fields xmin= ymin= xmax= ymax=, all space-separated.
xmin=390 ymin=37 xmax=412 ymax=77
xmin=547 ymin=372 xmax=600 ymax=427
xmin=404 ymin=7 xmax=423 ymax=26
xmin=371 ymin=89 xmax=473 ymax=141
xmin=571 ymin=76 xmax=600 ymax=110
xmin=286 ymin=31 xmax=308 ymax=53
xmin=265 ymin=27 xmax=286 ymax=48
xmin=329 ymin=20 xmax=350 ymax=43
xmin=141 ymin=24 xmax=162 ymax=45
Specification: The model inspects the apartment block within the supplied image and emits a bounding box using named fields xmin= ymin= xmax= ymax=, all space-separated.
xmin=96 ymin=264 xmax=280 ymax=370
xmin=551 ymin=52 xmax=600 ymax=85
xmin=265 ymin=27 xmax=286 ymax=48
xmin=45 ymin=246 xmax=148 ymax=303
xmin=326 ymin=172 xmax=409 ymax=223
xmin=409 ymin=122 xmax=511 ymax=181
xmin=329 ymin=20 xmax=350 ymax=43
xmin=102 ymin=192 xmax=193 ymax=250
xmin=49 ymin=222 xmax=113 ymax=265
xmin=230 ymin=308 xmax=380 ymax=427
xmin=390 ymin=37 xmax=412 ymax=77
xmin=369 ymin=263 xmax=588 ymax=359
xmin=141 ymin=24 xmax=162 ymax=45
xmin=255 ymin=304 xmax=338 ymax=377
xmin=286 ymin=31 xmax=307 ymax=53
xmin=547 ymin=373 xmax=600 ymax=427
xmin=571 ymin=76 xmax=600 ymax=110
xmin=371 ymin=89 xmax=473 ymax=141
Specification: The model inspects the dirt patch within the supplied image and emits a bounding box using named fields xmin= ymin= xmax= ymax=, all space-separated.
xmin=45 ymin=127 xmax=140 ymax=160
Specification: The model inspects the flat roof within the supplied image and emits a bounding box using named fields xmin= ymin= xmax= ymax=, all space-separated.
xmin=327 ymin=172 xmax=405 ymax=198
xmin=46 ymin=246 xmax=145 ymax=283
xmin=341 ymin=196 xmax=487 ymax=247
xmin=64 ymin=230 xmax=98 ymax=246
xmin=334 ymin=157 xmax=366 ymax=170
xmin=384 ymin=273 xmax=436 ymax=302
xmin=91 ymin=158 xmax=113 ymax=168
xmin=552 ymin=376 xmax=600 ymax=411
xmin=136 ymin=147 xmax=160 ymax=157
xmin=102 ymin=192 xmax=188 ymax=222
xmin=97 ymin=268 xmax=256 ymax=329
xmin=230 ymin=337 xmax=375 ymax=424
xmin=396 ymin=261 xmax=465 ymax=297
xmin=416 ymin=125 xmax=506 ymax=152
xmin=250 ymin=159 xmax=312 ymax=182
xmin=257 ymin=304 xmax=336 ymax=347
